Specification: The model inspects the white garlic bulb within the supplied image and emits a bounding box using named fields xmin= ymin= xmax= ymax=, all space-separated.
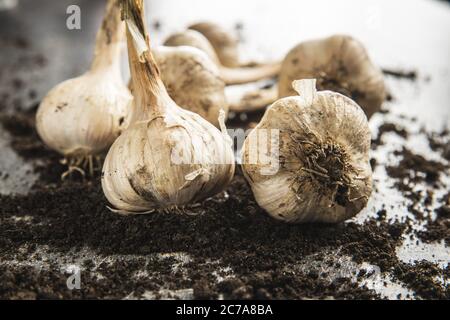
xmin=152 ymin=45 xmax=227 ymax=127
xmin=164 ymin=29 xmax=281 ymax=85
xmin=36 ymin=0 xmax=131 ymax=172
xmin=231 ymin=35 xmax=386 ymax=116
xmin=241 ymin=79 xmax=372 ymax=223
xmin=101 ymin=0 xmax=235 ymax=214
xmin=279 ymin=35 xmax=385 ymax=118
xmin=188 ymin=21 xmax=241 ymax=68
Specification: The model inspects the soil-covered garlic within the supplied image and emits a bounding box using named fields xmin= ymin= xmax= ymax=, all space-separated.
xmin=241 ymin=79 xmax=372 ymax=223
xmin=279 ymin=35 xmax=385 ymax=118
xmin=152 ymin=45 xmax=227 ymax=127
xmin=101 ymin=0 xmax=235 ymax=214
xmin=36 ymin=0 xmax=131 ymax=174
xmin=164 ymin=29 xmax=280 ymax=85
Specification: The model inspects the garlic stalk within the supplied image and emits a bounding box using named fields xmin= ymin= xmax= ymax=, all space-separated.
xmin=164 ymin=29 xmax=281 ymax=85
xmin=36 ymin=0 xmax=131 ymax=176
xmin=241 ymin=79 xmax=372 ymax=223
xmin=101 ymin=0 xmax=235 ymax=214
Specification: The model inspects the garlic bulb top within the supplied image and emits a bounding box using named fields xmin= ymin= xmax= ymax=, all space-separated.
xmin=152 ymin=45 xmax=227 ymax=127
xmin=242 ymin=79 xmax=372 ymax=223
xmin=278 ymin=35 xmax=385 ymax=118
xmin=101 ymin=0 xmax=235 ymax=214
xmin=164 ymin=30 xmax=221 ymax=66
xmin=36 ymin=0 xmax=131 ymax=160
xmin=188 ymin=21 xmax=240 ymax=68
xmin=164 ymin=29 xmax=281 ymax=85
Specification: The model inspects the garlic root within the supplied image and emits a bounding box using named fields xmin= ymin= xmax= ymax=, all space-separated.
xmin=241 ymin=79 xmax=372 ymax=224
xmin=36 ymin=0 xmax=131 ymax=174
xmin=101 ymin=0 xmax=235 ymax=214
xmin=164 ymin=29 xmax=281 ymax=85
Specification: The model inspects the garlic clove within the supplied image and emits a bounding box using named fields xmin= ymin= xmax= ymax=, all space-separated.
xmin=278 ymin=35 xmax=386 ymax=118
xmin=102 ymin=0 xmax=235 ymax=214
xmin=242 ymin=79 xmax=372 ymax=224
xmin=36 ymin=0 xmax=132 ymax=172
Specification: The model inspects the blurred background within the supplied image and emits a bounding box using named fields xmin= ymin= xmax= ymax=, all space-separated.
xmin=0 ymin=0 xmax=449 ymax=127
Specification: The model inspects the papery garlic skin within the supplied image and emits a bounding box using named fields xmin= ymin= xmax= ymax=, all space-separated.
xmin=153 ymin=46 xmax=227 ymax=127
xmin=36 ymin=0 xmax=131 ymax=161
xmin=189 ymin=22 xmax=240 ymax=68
xmin=101 ymin=0 xmax=235 ymax=214
xmin=279 ymin=35 xmax=385 ymax=118
xmin=102 ymin=104 xmax=235 ymax=213
xmin=36 ymin=69 xmax=130 ymax=158
xmin=164 ymin=29 xmax=281 ymax=86
xmin=164 ymin=30 xmax=221 ymax=66
xmin=242 ymin=79 xmax=372 ymax=224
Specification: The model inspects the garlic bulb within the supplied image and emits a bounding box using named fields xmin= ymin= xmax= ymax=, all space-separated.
xmin=36 ymin=0 xmax=131 ymax=174
xmin=152 ymin=45 xmax=227 ymax=127
xmin=188 ymin=21 xmax=241 ymax=68
xmin=241 ymin=79 xmax=372 ymax=223
xmin=101 ymin=0 xmax=235 ymax=214
xmin=232 ymin=35 xmax=385 ymax=116
xmin=164 ymin=29 xmax=281 ymax=85
xmin=279 ymin=35 xmax=385 ymax=118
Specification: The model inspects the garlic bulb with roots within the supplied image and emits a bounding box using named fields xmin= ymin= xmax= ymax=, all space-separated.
xmin=230 ymin=35 xmax=385 ymax=117
xmin=36 ymin=0 xmax=131 ymax=176
xmin=279 ymin=35 xmax=385 ymax=118
xmin=241 ymin=79 xmax=372 ymax=224
xmin=164 ymin=29 xmax=281 ymax=85
xmin=101 ymin=0 xmax=235 ymax=214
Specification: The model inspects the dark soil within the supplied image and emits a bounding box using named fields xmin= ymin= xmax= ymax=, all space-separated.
xmin=371 ymin=123 xmax=409 ymax=148
xmin=393 ymin=260 xmax=449 ymax=299
xmin=0 ymin=33 xmax=448 ymax=299
xmin=382 ymin=68 xmax=418 ymax=81
xmin=0 ymin=105 xmax=448 ymax=300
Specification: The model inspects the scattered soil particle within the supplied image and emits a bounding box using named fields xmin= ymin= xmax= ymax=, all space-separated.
xmin=393 ymin=260 xmax=449 ymax=299
xmin=417 ymin=192 xmax=450 ymax=245
xmin=427 ymin=128 xmax=450 ymax=161
xmin=386 ymin=148 xmax=448 ymax=192
xmin=372 ymin=123 xmax=409 ymax=148
xmin=382 ymin=68 xmax=417 ymax=81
